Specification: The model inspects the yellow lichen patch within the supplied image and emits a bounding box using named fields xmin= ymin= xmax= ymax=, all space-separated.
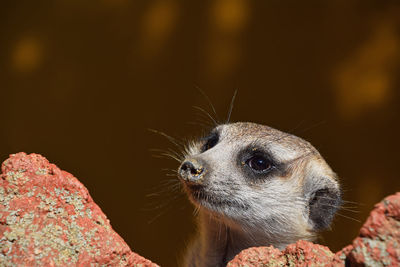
xmin=5 ymin=171 xmax=28 ymax=186
xmin=35 ymin=168 xmax=49 ymax=176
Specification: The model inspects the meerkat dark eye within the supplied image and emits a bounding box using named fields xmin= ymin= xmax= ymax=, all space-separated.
xmin=201 ymin=132 xmax=219 ymax=152
xmin=246 ymin=155 xmax=272 ymax=172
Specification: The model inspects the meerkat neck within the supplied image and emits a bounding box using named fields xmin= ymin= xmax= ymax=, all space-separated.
xmin=187 ymin=211 xmax=263 ymax=267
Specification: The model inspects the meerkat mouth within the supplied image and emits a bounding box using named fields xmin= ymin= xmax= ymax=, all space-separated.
xmin=184 ymin=184 xmax=248 ymax=210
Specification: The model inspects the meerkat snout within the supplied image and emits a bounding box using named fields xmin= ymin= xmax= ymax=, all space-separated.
xmin=178 ymin=122 xmax=342 ymax=267
xmin=179 ymin=159 xmax=205 ymax=183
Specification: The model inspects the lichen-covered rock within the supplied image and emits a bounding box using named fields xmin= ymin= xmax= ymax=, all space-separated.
xmin=229 ymin=193 xmax=400 ymax=266
xmin=284 ymin=240 xmax=335 ymax=266
xmin=228 ymin=241 xmax=334 ymax=266
xmin=227 ymin=246 xmax=286 ymax=266
xmin=336 ymin=192 xmax=400 ymax=266
xmin=0 ymin=152 xmax=158 ymax=266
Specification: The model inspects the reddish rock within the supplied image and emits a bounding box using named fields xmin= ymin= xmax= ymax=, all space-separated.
xmin=0 ymin=153 xmax=158 ymax=266
xmin=227 ymin=246 xmax=285 ymax=266
xmin=228 ymin=240 xmax=334 ymax=266
xmin=336 ymin=192 xmax=400 ymax=266
xmin=284 ymin=240 xmax=335 ymax=266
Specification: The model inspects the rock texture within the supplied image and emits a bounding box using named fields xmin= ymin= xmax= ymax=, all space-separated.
xmin=228 ymin=192 xmax=400 ymax=266
xmin=334 ymin=192 xmax=400 ymax=266
xmin=0 ymin=153 xmax=158 ymax=266
xmin=227 ymin=241 xmax=334 ymax=267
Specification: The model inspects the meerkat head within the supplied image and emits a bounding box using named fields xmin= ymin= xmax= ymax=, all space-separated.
xmin=178 ymin=122 xmax=341 ymax=246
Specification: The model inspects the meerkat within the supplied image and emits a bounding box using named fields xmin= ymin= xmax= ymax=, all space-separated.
xmin=177 ymin=122 xmax=341 ymax=267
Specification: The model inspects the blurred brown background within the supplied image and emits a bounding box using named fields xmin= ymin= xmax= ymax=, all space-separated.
xmin=1 ymin=1 xmax=400 ymax=266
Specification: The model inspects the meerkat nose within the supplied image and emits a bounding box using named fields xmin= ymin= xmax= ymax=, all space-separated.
xmin=179 ymin=159 xmax=205 ymax=183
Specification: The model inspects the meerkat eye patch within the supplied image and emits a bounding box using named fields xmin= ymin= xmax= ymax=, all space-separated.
xmin=237 ymin=146 xmax=281 ymax=180
xmin=201 ymin=131 xmax=219 ymax=152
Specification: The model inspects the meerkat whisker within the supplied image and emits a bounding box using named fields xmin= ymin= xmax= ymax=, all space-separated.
xmin=192 ymin=106 xmax=219 ymax=126
xmin=226 ymin=89 xmax=238 ymax=124
xmin=315 ymin=196 xmax=359 ymax=211
xmin=187 ymin=120 xmax=214 ymax=128
xmin=160 ymin=153 xmax=181 ymax=163
xmin=150 ymin=148 xmax=184 ymax=158
xmin=193 ymin=110 xmax=218 ymax=127
xmin=148 ymin=129 xmax=184 ymax=148
xmin=195 ymin=86 xmax=220 ymax=122
xmin=150 ymin=149 xmax=183 ymax=163
xmin=161 ymin=168 xmax=178 ymax=172
xmin=334 ymin=212 xmax=361 ymax=223
xmin=325 ymin=206 xmax=359 ymax=213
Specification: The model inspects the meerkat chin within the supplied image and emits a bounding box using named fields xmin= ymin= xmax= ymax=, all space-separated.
xmin=177 ymin=122 xmax=341 ymax=267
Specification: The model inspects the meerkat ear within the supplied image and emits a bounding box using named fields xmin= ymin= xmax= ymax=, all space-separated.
xmin=304 ymin=168 xmax=342 ymax=231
